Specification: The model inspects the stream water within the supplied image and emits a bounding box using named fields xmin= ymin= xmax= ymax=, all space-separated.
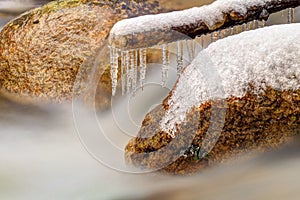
xmin=0 ymin=1 xmax=300 ymax=199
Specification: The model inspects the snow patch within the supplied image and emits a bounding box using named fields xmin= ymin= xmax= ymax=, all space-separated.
xmin=160 ymin=23 xmax=300 ymax=135
xmin=111 ymin=0 xmax=271 ymax=36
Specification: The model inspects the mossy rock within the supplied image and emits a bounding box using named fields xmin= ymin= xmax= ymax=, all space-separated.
xmin=0 ymin=0 xmax=163 ymax=107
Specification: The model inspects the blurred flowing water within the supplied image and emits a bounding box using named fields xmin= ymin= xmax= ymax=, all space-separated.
xmin=0 ymin=1 xmax=300 ymax=200
xmin=0 ymin=0 xmax=49 ymax=28
xmin=0 ymin=97 xmax=170 ymax=199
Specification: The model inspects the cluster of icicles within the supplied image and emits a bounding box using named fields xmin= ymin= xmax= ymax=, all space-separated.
xmin=109 ymin=8 xmax=295 ymax=96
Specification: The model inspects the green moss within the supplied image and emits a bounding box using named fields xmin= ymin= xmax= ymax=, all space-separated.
xmin=41 ymin=0 xmax=89 ymax=13
xmin=291 ymin=116 xmax=297 ymax=122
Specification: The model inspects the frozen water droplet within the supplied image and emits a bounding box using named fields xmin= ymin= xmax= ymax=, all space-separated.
xmin=121 ymin=51 xmax=126 ymax=95
xmin=139 ymin=48 xmax=147 ymax=89
xmin=162 ymin=44 xmax=169 ymax=87
xmin=288 ymin=8 xmax=295 ymax=23
xmin=210 ymin=32 xmax=220 ymax=43
xmin=228 ymin=27 xmax=234 ymax=36
xmin=177 ymin=41 xmax=184 ymax=75
xmin=110 ymin=46 xmax=119 ymax=96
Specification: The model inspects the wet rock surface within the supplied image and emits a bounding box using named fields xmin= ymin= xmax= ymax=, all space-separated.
xmin=126 ymin=87 xmax=300 ymax=174
xmin=122 ymin=135 xmax=300 ymax=200
xmin=0 ymin=0 xmax=162 ymax=106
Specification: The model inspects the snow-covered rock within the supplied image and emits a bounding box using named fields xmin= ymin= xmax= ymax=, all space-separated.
xmin=125 ymin=24 xmax=300 ymax=174
xmin=161 ymin=23 xmax=300 ymax=135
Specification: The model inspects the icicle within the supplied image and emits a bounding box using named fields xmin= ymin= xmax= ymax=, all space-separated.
xmin=230 ymin=27 xmax=235 ymax=35
xmin=200 ymin=35 xmax=205 ymax=48
xmin=192 ymin=40 xmax=197 ymax=58
xmin=121 ymin=51 xmax=126 ymax=95
xmin=250 ymin=21 xmax=255 ymax=30
xmin=288 ymin=8 xmax=295 ymax=24
xmin=126 ymin=51 xmax=131 ymax=95
xmin=288 ymin=8 xmax=292 ymax=24
xmin=210 ymin=32 xmax=214 ymax=43
xmin=185 ymin=39 xmax=197 ymax=62
xmin=222 ymin=29 xmax=228 ymax=38
xmin=246 ymin=22 xmax=251 ymax=31
xmin=241 ymin=23 xmax=247 ymax=32
xmin=227 ymin=28 xmax=233 ymax=37
xmin=132 ymin=50 xmax=138 ymax=95
xmin=253 ymin=20 xmax=258 ymax=29
xmin=262 ymin=20 xmax=266 ymax=27
xmin=139 ymin=48 xmax=147 ymax=89
xmin=129 ymin=50 xmax=136 ymax=95
xmin=162 ymin=44 xmax=169 ymax=87
xmin=190 ymin=40 xmax=196 ymax=60
xmin=110 ymin=46 xmax=114 ymax=67
xmin=232 ymin=26 xmax=239 ymax=34
xmin=177 ymin=41 xmax=184 ymax=75
xmin=218 ymin=30 xmax=223 ymax=40
xmin=258 ymin=20 xmax=266 ymax=28
xmin=110 ymin=47 xmax=119 ymax=96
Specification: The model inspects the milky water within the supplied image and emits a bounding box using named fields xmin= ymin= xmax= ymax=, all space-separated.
xmin=1 ymin=96 xmax=299 ymax=200
xmin=0 ymin=98 xmax=170 ymax=199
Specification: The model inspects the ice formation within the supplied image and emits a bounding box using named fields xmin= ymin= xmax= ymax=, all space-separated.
xmin=109 ymin=0 xmax=298 ymax=96
xmin=139 ymin=48 xmax=147 ymax=89
xmin=160 ymin=24 xmax=300 ymax=136
xmin=288 ymin=8 xmax=295 ymax=23
xmin=177 ymin=41 xmax=184 ymax=74
xmin=109 ymin=21 xmax=269 ymax=95
xmin=161 ymin=44 xmax=169 ymax=87
xmin=109 ymin=47 xmax=119 ymax=96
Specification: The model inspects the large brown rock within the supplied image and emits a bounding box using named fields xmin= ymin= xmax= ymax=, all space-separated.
xmin=126 ymin=87 xmax=300 ymax=174
xmin=0 ymin=0 xmax=162 ymax=106
xmin=125 ymin=22 xmax=300 ymax=174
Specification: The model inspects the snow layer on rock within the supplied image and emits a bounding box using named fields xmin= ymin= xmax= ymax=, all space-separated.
xmin=160 ymin=23 xmax=300 ymax=136
xmin=111 ymin=0 xmax=271 ymax=36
